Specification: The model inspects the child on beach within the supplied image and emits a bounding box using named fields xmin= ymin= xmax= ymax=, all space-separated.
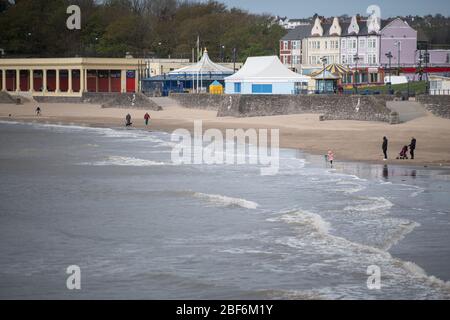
xmin=35 ymin=106 xmax=41 ymax=116
xmin=327 ymin=150 xmax=334 ymax=167
xmin=144 ymin=113 xmax=150 ymax=126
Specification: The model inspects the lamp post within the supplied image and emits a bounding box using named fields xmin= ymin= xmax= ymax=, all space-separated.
xmin=395 ymin=41 xmax=401 ymax=75
xmin=353 ymin=54 xmax=361 ymax=94
xmin=320 ymin=56 xmax=327 ymax=93
xmin=220 ymin=45 xmax=225 ymax=62
xmin=232 ymin=48 xmax=237 ymax=72
xmin=385 ymin=51 xmax=393 ymax=92
xmin=424 ymin=51 xmax=430 ymax=94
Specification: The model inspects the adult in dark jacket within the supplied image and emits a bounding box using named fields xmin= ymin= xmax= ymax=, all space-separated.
xmin=409 ymin=137 xmax=417 ymax=160
xmin=382 ymin=136 xmax=388 ymax=160
xmin=126 ymin=114 xmax=132 ymax=127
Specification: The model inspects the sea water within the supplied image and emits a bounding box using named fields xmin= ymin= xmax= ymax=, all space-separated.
xmin=0 ymin=120 xmax=449 ymax=299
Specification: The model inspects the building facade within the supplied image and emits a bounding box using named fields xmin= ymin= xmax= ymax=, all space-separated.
xmin=380 ymin=18 xmax=418 ymax=68
xmin=304 ymin=17 xmax=341 ymax=68
xmin=340 ymin=15 xmax=383 ymax=84
xmin=279 ymin=25 xmax=311 ymax=73
xmin=0 ymin=58 xmax=141 ymax=97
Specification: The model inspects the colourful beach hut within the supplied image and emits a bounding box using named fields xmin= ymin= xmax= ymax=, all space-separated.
xmin=209 ymin=80 xmax=223 ymax=94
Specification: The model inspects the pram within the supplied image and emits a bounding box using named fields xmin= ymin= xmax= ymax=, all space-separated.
xmin=396 ymin=145 xmax=409 ymax=160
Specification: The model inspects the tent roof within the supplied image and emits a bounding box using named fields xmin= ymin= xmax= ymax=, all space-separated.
xmin=168 ymin=50 xmax=233 ymax=75
xmin=313 ymin=70 xmax=341 ymax=80
xmin=225 ymin=56 xmax=310 ymax=83
xmin=209 ymin=80 xmax=222 ymax=86
xmin=310 ymin=63 xmax=351 ymax=77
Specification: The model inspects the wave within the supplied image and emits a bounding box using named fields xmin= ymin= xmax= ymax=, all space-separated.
xmin=336 ymin=181 xmax=366 ymax=194
xmin=269 ymin=209 xmax=450 ymax=297
xmin=344 ymin=196 xmax=393 ymax=214
xmin=381 ymin=220 xmax=421 ymax=251
xmin=193 ymin=192 xmax=258 ymax=209
xmin=274 ymin=210 xmax=331 ymax=236
xmin=81 ymin=156 xmax=171 ymax=167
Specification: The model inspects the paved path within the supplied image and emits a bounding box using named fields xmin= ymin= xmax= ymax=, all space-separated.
xmin=386 ymin=101 xmax=428 ymax=122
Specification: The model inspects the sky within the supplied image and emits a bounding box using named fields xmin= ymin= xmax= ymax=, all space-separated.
xmin=216 ymin=0 xmax=450 ymax=18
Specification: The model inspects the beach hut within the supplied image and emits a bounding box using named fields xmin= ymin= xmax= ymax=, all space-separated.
xmin=313 ymin=70 xmax=340 ymax=93
xmin=209 ymin=80 xmax=223 ymax=94
xmin=225 ymin=56 xmax=310 ymax=95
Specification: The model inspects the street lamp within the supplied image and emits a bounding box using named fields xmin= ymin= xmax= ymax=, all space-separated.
xmin=353 ymin=54 xmax=361 ymax=94
xmin=320 ymin=56 xmax=327 ymax=93
xmin=385 ymin=51 xmax=393 ymax=91
xmin=232 ymin=47 xmax=237 ymax=72
xmin=395 ymin=41 xmax=401 ymax=74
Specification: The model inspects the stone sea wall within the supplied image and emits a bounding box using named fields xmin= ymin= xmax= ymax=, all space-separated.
xmin=170 ymin=93 xmax=394 ymax=122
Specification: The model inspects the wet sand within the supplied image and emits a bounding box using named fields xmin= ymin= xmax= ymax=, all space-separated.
xmin=1 ymin=101 xmax=450 ymax=167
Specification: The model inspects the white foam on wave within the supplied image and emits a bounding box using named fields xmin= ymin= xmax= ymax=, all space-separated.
xmin=336 ymin=181 xmax=366 ymax=194
xmin=344 ymin=196 xmax=393 ymax=214
xmin=269 ymin=209 xmax=450 ymax=297
xmin=275 ymin=210 xmax=331 ymax=235
xmin=193 ymin=192 xmax=258 ymax=209
xmin=81 ymin=156 xmax=170 ymax=167
xmin=400 ymin=261 xmax=450 ymax=291
xmin=381 ymin=220 xmax=421 ymax=251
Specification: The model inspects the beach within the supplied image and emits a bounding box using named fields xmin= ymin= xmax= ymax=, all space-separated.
xmin=1 ymin=100 xmax=450 ymax=167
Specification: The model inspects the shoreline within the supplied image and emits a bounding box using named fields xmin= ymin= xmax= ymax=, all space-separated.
xmin=1 ymin=101 xmax=450 ymax=169
xmin=2 ymin=116 xmax=450 ymax=172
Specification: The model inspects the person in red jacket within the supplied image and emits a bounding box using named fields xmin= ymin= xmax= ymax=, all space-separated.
xmin=144 ymin=113 xmax=150 ymax=126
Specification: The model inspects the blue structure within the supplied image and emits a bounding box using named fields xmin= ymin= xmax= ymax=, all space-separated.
xmin=225 ymin=56 xmax=310 ymax=95
xmin=142 ymin=49 xmax=233 ymax=96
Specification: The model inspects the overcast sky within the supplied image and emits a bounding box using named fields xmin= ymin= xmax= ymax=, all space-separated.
xmin=216 ymin=0 xmax=450 ymax=18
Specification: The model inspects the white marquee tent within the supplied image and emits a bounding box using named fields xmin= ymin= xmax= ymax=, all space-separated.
xmin=225 ymin=56 xmax=310 ymax=94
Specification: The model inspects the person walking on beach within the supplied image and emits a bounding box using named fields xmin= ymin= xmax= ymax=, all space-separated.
xmin=125 ymin=113 xmax=132 ymax=127
xmin=409 ymin=137 xmax=417 ymax=160
xmin=382 ymin=136 xmax=388 ymax=160
xmin=327 ymin=150 xmax=334 ymax=167
xmin=35 ymin=106 xmax=41 ymax=116
xmin=144 ymin=112 xmax=150 ymax=126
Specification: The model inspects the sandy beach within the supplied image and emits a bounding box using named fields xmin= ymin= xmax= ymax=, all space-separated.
xmin=1 ymin=100 xmax=450 ymax=167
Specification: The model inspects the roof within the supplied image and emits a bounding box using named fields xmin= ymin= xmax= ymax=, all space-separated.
xmin=225 ymin=56 xmax=311 ymax=83
xmin=281 ymin=24 xmax=312 ymax=41
xmin=210 ymin=80 xmax=222 ymax=86
xmin=313 ymin=70 xmax=341 ymax=80
xmin=168 ymin=50 xmax=233 ymax=75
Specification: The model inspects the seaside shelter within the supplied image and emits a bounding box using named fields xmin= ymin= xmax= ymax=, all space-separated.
xmin=141 ymin=49 xmax=233 ymax=96
xmin=224 ymin=56 xmax=310 ymax=95
xmin=313 ymin=70 xmax=340 ymax=93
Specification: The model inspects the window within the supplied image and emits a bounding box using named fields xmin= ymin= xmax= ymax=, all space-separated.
xmin=292 ymin=41 xmax=300 ymax=50
xmin=342 ymin=55 xmax=347 ymax=64
xmin=446 ymin=54 xmax=449 ymax=64
xmin=234 ymin=82 xmax=241 ymax=93
xmin=252 ymin=84 xmax=272 ymax=94
xmin=283 ymin=41 xmax=288 ymax=50
xmin=342 ymin=39 xmax=346 ymax=48
xmin=359 ymin=39 xmax=365 ymax=48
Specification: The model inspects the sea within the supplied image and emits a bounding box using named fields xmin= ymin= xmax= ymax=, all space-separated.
xmin=0 ymin=120 xmax=449 ymax=299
